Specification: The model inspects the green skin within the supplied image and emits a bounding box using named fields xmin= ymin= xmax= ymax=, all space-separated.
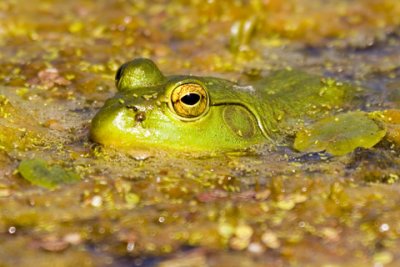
xmin=90 ymin=58 xmax=355 ymax=152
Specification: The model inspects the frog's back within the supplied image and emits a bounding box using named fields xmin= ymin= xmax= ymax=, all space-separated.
xmin=250 ymin=69 xmax=358 ymax=139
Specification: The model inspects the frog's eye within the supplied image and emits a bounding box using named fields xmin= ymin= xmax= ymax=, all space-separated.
xmin=170 ymin=83 xmax=209 ymax=119
xmin=115 ymin=58 xmax=165 ymax=92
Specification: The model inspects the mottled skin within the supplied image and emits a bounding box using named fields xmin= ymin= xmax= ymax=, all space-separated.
xmin=90 ymin=58 xmax=355 ymax=151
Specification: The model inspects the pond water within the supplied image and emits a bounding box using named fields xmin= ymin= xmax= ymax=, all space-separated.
xmin=1 ymin=1 xmax=400 ymax=266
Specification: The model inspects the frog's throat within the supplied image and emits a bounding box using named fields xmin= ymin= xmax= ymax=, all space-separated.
xmin=213 ymin=102 xmax=273 ymax=143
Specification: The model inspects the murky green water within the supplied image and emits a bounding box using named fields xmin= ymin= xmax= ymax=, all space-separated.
xmin=1 ymin=1 xmax=400 ymax=266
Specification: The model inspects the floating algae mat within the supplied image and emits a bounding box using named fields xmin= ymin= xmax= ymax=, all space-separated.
xmin=294 ymin=112 xmax=387 ymax=156
xmin=18 ymin=159 xmax=80 ymax=189
xmin=1 ymin=0 xmax=400 ymax=266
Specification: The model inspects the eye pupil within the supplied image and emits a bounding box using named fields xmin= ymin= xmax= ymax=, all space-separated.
xmin=181 ymin=93 xmax=200 ymax=105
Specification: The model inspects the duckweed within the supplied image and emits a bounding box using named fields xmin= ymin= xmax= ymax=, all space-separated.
xmin=0 ymin=0 xmax=400 ymax=266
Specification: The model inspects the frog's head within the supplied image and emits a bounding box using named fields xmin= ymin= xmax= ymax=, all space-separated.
xmin=90 ymin=58 xmax=264 ymax=151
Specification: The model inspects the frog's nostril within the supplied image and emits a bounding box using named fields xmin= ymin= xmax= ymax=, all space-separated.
xmin=135 ymin=111 xmax=146 ymax=122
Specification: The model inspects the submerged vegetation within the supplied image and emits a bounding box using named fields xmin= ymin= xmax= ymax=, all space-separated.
xmin=1 ymin=0 xmax=400 ymax=266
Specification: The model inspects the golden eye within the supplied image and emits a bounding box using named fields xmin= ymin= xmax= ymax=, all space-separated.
xmin=170 ymin=83 xmax=208 ymax=119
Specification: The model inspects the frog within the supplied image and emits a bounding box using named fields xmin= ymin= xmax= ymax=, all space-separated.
xmin=90 ymin=58 xmax=384 ymax=153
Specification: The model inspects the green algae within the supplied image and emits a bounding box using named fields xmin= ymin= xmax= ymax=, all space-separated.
xmin=18 ymin=159 xmax=80 ymax=189
xmin=294 ymin=112 xmax=387 ymax=156
xmin=0 ymin=0 xmax=400 ymax=266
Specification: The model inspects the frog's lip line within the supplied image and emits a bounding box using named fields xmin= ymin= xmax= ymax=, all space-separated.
xmin=213 ymin=101 xmax=273 ymax=143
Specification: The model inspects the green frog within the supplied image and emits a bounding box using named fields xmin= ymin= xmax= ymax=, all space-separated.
xmin=90 ymin=58 xmax=383 ymax=153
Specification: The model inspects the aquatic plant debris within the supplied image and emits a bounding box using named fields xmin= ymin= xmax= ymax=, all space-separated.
xmin=294 ymin=112 xmax=386 ymax=155
xmin=371 ymin=109 xmax=400 ymax=146
xmin=18 ymin=159 xmax=80 ymax=189
xmin=0 ymin=0 xmax=400 ymax=265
